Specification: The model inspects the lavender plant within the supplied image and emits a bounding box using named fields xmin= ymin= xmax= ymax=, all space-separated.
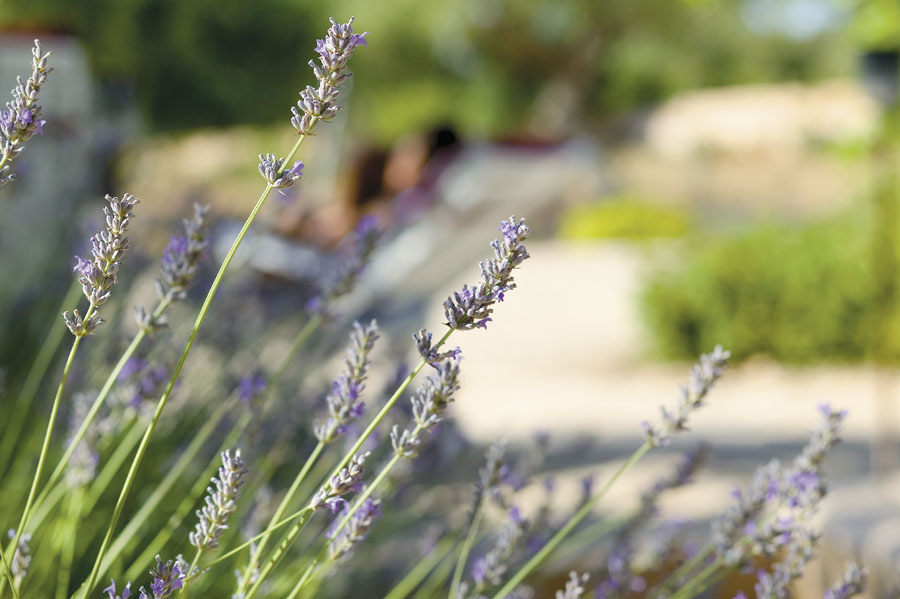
xmin=0 ymin=40 xmax=52 ymax=187
xmin=0 ymin=21 xmax=876 ymax=599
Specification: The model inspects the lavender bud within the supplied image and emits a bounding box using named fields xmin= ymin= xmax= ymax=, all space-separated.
xmin=327 ymin=497 xmax=381 ymax=560
xmin=753 ymin=527 xmax=819 ymax=599
xmin=0 ymin=40 xmax=52 ymax=188
xmin=392 ymin=355 xmax=462 ymax=458
xmin=257 ymin=153 xmax=303 ymax=190
xmin=313 ymin=320 xmax=379 ymax=443
xmin=6 ymin=529 xmax=31 ymax=588
xmin=64 ymin=193 xmax=140 ymax=336
xmin=153 ymin=203 xmax=211 ymax=307
xmin=713 ymin=459 xmax=782 ymax=564
xmin=413 ymin=328 xmax=461 ymax=365
xmin=291 ymin=17 xmax=367 ymax=136
xmin=138 ymin=555 xmax=187 ymax=599
xmin=825 ymin=564 xmax=867 ymax=599
xmin=642 ymin=345 xmax=730 ymax=447
xmin=556 ymin=572 xmax=589 ymax=599
xmin=311 ymin=452 xmax=369 ymax=511
xmin=443 ymin=217 xmax=530 ymax=331
xmin=470 ymin=509 xmax=529 ymax=592
xmin=189 ymin=449 xmax=249 ymax=551
xmin=104 ymin=579 xmax=133 ymax=599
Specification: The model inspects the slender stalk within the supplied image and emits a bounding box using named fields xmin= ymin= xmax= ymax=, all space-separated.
xmin=669 ymin=558 xmax=722 ymax=599
xmin=0 ymin=282 xmax=80 ymax=475
xmin=181 ymin=507 xmax=316 ymax=584
xmin=449 ymin=497 xmax=486 ymax=599
xmin=83 ymin=419 xmax=144 ymax=511
xmin=490 ymin=442 xmax=652 ymax=599
xmin=234 ymin=442 xmax=325 ymax=597
xmin=545 ymin=514 xmax=624 ymax=570
xmin=2 ymin=320 xmax=89 ymax=597
xmin=0 ymin=546 xmax=18 ymax=599
xmin=78 ymin=133 xmax=309 ymax=599
xmin=56 ymin=487 xmax=84 ymax=599
xmin=278 ymin=441 xmax=415 ymax=599
xmin=655 ymin=544 xmax=714 ymax=596
xmin=96 ymin=396 xmax=236 ymax=580
xmin=180 ymin=550 xmax=203 ymax=597
xmin=385 ymin=538 xmax=456 ymax=599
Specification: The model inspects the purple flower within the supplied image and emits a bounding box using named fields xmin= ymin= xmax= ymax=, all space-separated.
xmin=327 ymin=497 xmax=382 ymax=560
xmin=189 ymin=449 xmax=249 ymax=551
xmin=258 ymin=153 xmax=303 ymax=191
xmin=314 ymin=320 xmax=379 ymax=444
xmin=1 ymin=40 xmax=53 ymax=188
xmin=392 ymin=354 xmax=462 ymax=458
xmin=64 ymin=193 xmax=140 ymax=336
xmin=443 ymin=217 xmax=530 ymax=331
xmin=138 ymin=555 xmax=187 ymax=599
xmin=824 ymin=563 xmax=866 ymax=599
xmin=104 ymin=579 xmax=132 ymax=599
xmin=311 ymin=452 xmax=369 ymax=511
xmin=238 ymin=373 xmax=266 ymax=404
xmin=291 ymin=17 xmax=367 ymax=135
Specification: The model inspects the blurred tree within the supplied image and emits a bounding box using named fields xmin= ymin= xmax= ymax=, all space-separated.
xmin=0 ymin=0 xmax=854 ymax=138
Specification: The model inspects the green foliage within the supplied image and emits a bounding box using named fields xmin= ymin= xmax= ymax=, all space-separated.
xmin=0 ymin=0 xmax=852 ymax=137
xmin=557 ymin=197 xmax=690 ymax=240
xmin=642 ymin=211 xmax=900 ymax=363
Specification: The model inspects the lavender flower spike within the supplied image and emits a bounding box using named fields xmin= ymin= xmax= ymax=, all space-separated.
xmin=104 ymin=579 xmax=132 ymax=599
xmin=327 ymin=497 xmax=381 ymax=560
xmin=64 ymin=193 xmax=140 ymax=336
xmin=137 ymin=555 xmax=187 ymax=599
xmin=313 ymin=320 xmax=379 ymax=443
xmin=291 ymin=17 xmax=368 ymax=135
xmin=311 ymin=451 xmax=369 ymax=512
xmin=824 ymin=563 xmax=867 ymax=599
xmin=444 ymin=216 xmax=530 ymax=331
xmin=391 ymin=354 xmax=462 ymax=458
xmin=309 ymin=215 xmax=381 ymax=315
xmin=0 ymin=40 xmax=52 ymax=188
xmin=642 ymin=345 xmax=730 ymax=447
xmin=189 ymin=449 xmax=249 ymax=551
xmin=556 ymin=572 xmax=589 ymax=599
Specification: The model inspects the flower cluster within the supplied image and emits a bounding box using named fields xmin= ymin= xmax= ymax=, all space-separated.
xmin=824 ymin=563 xmax=867 ymax=599
xmin=311 ymin=452 xmax=369 ymax=513
xmin=642 ymin=345 xmax=730 ymax=447
xmin=327 ymin=497 xmax=381 ymax=560
xmin=291 ymin=17 xmax=368 ymax=135
xmin=155 ymin=203 xmax=211 ymax=303
xmin=313 ymin=320 xmax=380 ymax=443
xmin=189 ymin=449 xmax=249 ymax=551
xmin=468 ymin=508 xmax=530 ymax=594
xmin=413 ymin=328 xmax=462 ymax=365
xmin=64 ymin=193 xmax=140 ymax=336
xmin=136 ymin=555 xmax=187 ymax=599
xmin=753 ymin=526 xmax=818 ymax=599
xmin=257 ymin=154 xmax=303 ymax=190
xmin=104 ymin=579 xmax=133 ymax=599
xmin=0 ymin=40 xmax=52 ymax=187
xmin=391 ymin=355 xmax=462 ymax=458
xmin=443 ymin=217 xmax=530 ymax=330
xmin=556 ymin=572 xmax=589 ymax=599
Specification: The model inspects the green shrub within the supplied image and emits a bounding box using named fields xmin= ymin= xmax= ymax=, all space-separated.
xmin=641 ymin=212 xmax=900 ymax=363
xmin=558 ymin=196 xmax=691 ymax=241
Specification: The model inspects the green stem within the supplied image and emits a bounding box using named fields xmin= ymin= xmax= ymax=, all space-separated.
xmin=280 ymin=441 xmax=415 ymax=599
xmin=490 ymin=442 xmax=652 ymax=599
xmin=669 ymin=558 xmax=722 ymax=599
xmin=78 ymin=133 xmax=308 ymax=599
xmin=235 ymin=442 xmax=325 ymax=597
xmin=385 ymin=538 xmax=456 ymax=599
xmin=83 ymin=419 xmax=144 ymax=511
xmin=56 ymin=487 xmax=84 ymax=599
xmin=0 ymin=546 xmax=18 ymax=599
xmin=2 ymin=317 xmax=90 ymax=598
xmin=449 ymin=496 xmax=486 ymax=599
xmin=124 ymin=410 xmax=250 ymax=582
xmin=180 ymin=550 xmax=203 ymax=597
xmin=96 ymin=396 xmax=236 ymax=580
xmin=655 ymin=544 xmax=714 ymax=596
xmin=0 ymin=281 xmax=80 ymax=475
xmin=182 ymin=507 xmax=315 ymax=584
